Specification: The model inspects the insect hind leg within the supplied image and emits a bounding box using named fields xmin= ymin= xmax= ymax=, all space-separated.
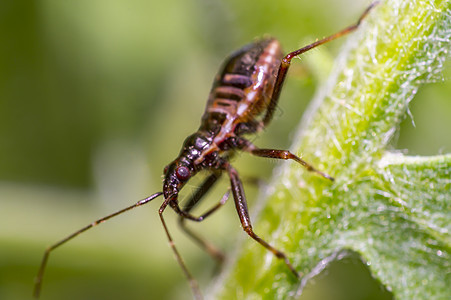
xmin=262 ymin=1 xmax=379 ymax=126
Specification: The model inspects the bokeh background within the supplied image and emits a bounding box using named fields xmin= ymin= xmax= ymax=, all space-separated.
xmin=1 ymin=0 xmax=449 ymax=299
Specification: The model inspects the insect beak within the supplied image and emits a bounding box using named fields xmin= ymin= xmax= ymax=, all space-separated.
xmin=163 ymin=176 xmax=181 ymax=200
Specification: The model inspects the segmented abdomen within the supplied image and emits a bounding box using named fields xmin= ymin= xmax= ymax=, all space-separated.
xmin=201 ymin=38 xmax=283 ymax=135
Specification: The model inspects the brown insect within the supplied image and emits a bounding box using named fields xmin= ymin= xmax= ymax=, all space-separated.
xmin=34 ymin=3 xmax=378 ymax=299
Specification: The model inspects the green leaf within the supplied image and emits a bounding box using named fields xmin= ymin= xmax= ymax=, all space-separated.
xmin=211 ymin=0 xmax=450 ymax=299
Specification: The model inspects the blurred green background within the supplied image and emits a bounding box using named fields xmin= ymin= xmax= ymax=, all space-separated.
xmin=1 ymin=0 xmax=449 ymax=299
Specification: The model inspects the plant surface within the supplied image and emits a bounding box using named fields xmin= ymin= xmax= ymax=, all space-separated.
xmin=212 ymin=0 xmax=451 ymax=299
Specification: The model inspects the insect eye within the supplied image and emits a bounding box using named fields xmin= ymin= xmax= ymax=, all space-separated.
xmin=176 ymin=166 xmax=190 ymax=181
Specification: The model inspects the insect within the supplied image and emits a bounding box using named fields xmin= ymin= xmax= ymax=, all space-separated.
xmin=34 ymin=3 xmax=377 ymax=299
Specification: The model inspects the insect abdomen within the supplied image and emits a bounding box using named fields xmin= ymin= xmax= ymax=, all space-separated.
xmin=201 ymin=38 xmax=283 ymax=133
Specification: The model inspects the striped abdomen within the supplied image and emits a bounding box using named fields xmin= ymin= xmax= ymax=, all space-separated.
xmin=200 ymin=38 xmax=283 ymax=136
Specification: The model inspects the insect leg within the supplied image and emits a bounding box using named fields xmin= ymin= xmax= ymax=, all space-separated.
xmin=33 ymin=192 xmax=163 ymax=299
xmin=250 ymin=147 xmax=334 ymax=181
xmin=235 ymin=137 xmax=334 ymax=181
xmin=159 ymin=198 xmax=203 ymax=300
xmin=172 ymin=189 xmax=230 ymax=224
xmin=263 ymin=1 xmax=378 ymax=125
xmin=180 ymin=172 xmax=222 ymax=213
xmin=163 ymin=186 xmax=231 ymax=300
xmin=225 ymin=163 xmax=299 ymax=278
xmin=178 ymin=172 xmax=228 ymax=262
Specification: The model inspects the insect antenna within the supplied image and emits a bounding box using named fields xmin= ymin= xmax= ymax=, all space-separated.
xmin=33 ymin=191 xmax=163 ymax=299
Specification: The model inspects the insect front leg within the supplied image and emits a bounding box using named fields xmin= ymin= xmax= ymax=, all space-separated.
xmin=177 ymin=172 xmax=228 ymax=262
xmin=224 ymin=162 xmax=299 ymax=278
xmin=179 ymin=172 xmax=222 ymax=213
